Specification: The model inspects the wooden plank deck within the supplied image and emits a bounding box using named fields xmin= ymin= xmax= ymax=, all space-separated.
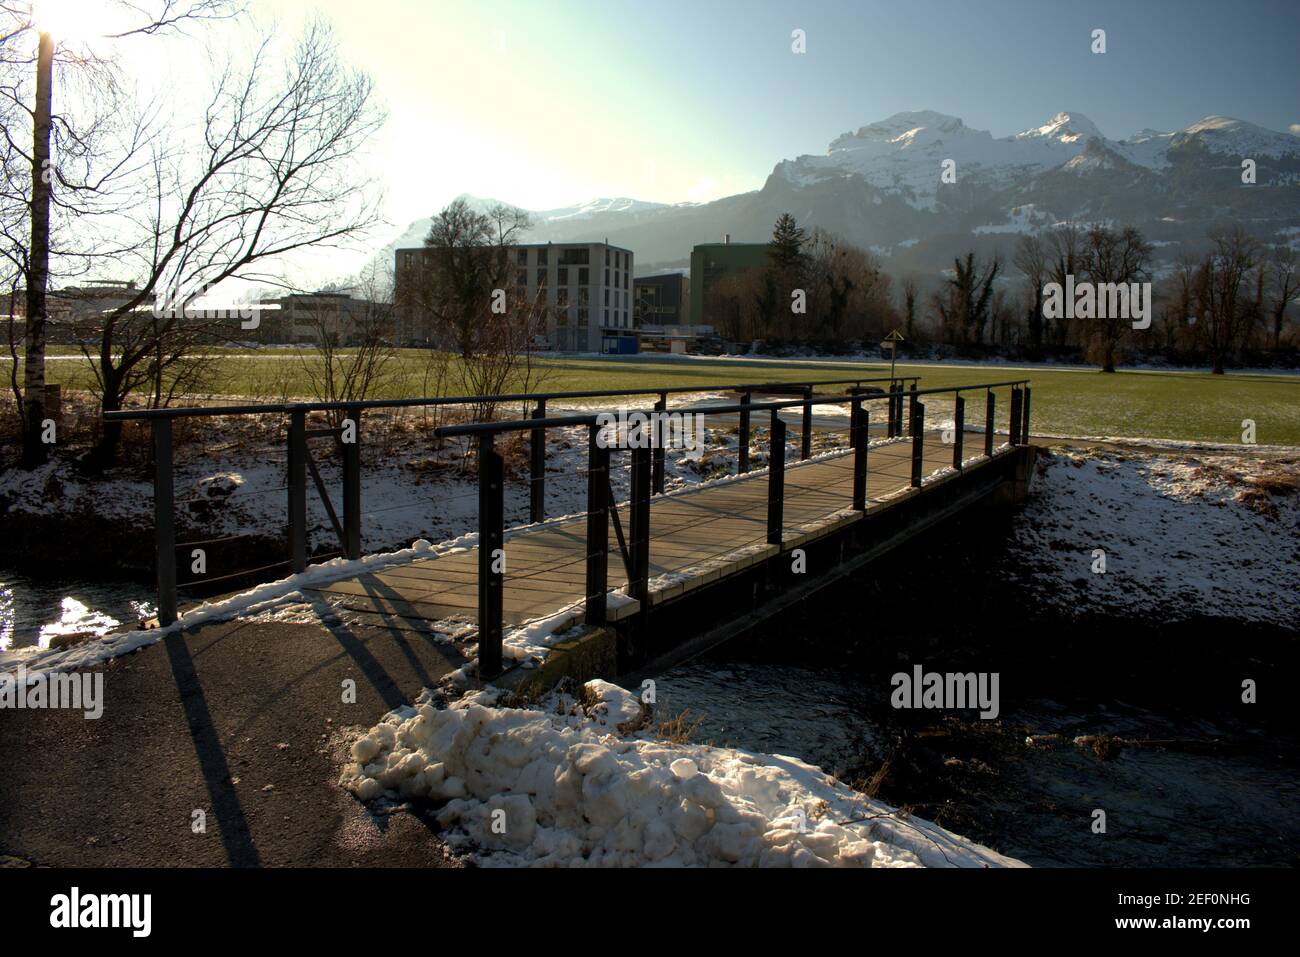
xmin=308 ymin=430 xmax=1005 ymax=627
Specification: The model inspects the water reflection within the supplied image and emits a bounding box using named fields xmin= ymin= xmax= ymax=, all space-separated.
xmin=0 ymin=574 xmax=154 ymax=652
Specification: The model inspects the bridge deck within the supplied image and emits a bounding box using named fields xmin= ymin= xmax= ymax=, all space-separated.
xmin=309 ymin=431 xmax=1005 ymax=628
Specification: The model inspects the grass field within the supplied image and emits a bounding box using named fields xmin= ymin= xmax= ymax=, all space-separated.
xmin=6 ymin=351 xmax=1299 ymax=446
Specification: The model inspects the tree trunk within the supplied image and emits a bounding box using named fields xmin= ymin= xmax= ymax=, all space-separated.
xmin=20 ymin=31 xmax=54 ymax=469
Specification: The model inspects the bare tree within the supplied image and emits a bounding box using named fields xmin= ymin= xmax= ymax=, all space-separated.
xmin=932 ymin=251 xmax=1000 ymax=347
xmin=413 ymin=198 xmax=531 ymax=357
xmin=899 ymin=275 xmax=919 ymax=340
xmin=78 ymin=18 xmax=384 ymax=466
xmin=1044 ymin=224 xmax=1083 ymax=347
xmin=1079 ymin=224 xmax=1152 ymax=373
xmin=297 ymin=268 xmax=397 ymax=428
xmin=0 ymin=0 xmax=238 ymax=466
xmin=1265 ymin=247 xmax=1298 ymax=350
xmin=1192 ymin=227 xmax=1263 ymax=375
xmin=1012 ymin=234 xmax=1046 ymax=357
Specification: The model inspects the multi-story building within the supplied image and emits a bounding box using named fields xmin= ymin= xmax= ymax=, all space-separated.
xmin=689 ymin=237 xmax=768 ymax=328
xmin=394 ymin=240 xmax=635 ymax=352
xmin=633 ymin=273 xmax=689 ymax=327
xmin=265 ymin=292 xmax=391 ymax=345
xmin=7 ymin=281 xmax=142 ymax=344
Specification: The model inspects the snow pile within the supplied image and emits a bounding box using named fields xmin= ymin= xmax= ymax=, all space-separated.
xmin=338 ymin=681 xmax=1022 ymax=868
xmin=1009 ymin=450 xmax=1299 ymax=627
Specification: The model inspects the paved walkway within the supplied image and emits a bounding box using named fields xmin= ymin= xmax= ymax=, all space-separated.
xmin=0 ymin=612 xmax=465 ymax=867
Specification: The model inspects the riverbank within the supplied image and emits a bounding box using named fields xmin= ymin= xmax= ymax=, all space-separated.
xmin=3 ymin=440 xmax=1296 ymax=866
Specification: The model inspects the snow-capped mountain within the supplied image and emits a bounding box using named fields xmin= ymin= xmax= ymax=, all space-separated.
xmin=776 ymin=109 xmax=1300 ymax=208
xmin=369 ymin=111 xmax=1300 ymax=280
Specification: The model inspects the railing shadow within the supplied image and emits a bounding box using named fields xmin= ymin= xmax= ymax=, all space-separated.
xmin=162 ymin=630 xmax=262 ymax=868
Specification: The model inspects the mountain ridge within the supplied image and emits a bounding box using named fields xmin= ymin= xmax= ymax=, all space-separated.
xmin=361 ymin=109 xmax=1300 ymax=284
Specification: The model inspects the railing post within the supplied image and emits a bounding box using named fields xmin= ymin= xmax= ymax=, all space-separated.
xmin=1021 ymin=386 xmax=1032 ymax=445
xmin=152 ymin=419 xmax=177 ymax=627
xmin=652 ymin=392 xmax=666 ymax=494
xmin=767 ymin=410 xmax=785 ymax=545
xmin=529 ymin=398 xmax=546 ymax=523
xmin=585 ymin=422 xmax=609 ymax=627
xmin=738 ymin=390 xmax=751 ymax=473
xmin=910 ymin=397 xmax=925 ymax=488
xmin=952 ymin=394 xmax=965 ymax=471
xmin=628 ymin=445 xmax=652 ymax=607
xmin=288 ymin=407 xmax=307 ymax=574
xmin=477 ymin=433 xmax=505 ymax=679
xmin=852 ymin=399 xmax=868 ymax=511
xmin=984 ymin=390 xmax=996 ymax=457
xmin=801 ymin=386 xmax=813 ymax=460
xmin=887 ymin=382 xmax=898 ymax=438
xmin=1009 ymin=386 xmax=1023 ymax=447
xmin=342 ymin=404 xmax=361 ymax=560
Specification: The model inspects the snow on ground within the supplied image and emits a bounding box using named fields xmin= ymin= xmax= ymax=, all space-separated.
xmin=1008 ymin=449 xmax=1299 ymax=627
xmin=338 ymin=680 xmax=1023 ymax=869
xmin=0 ymin=412 xmax=825 ymax=559
xmin=0 ymin=538 xmax=456 ymax=676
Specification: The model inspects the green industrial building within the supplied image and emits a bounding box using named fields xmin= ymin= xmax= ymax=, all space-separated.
xmin=689 ymin=239 xmax=769 ymax=328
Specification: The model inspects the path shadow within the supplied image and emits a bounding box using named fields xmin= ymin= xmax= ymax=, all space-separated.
xmin=162 ymin=630 xmax=262 ymax=867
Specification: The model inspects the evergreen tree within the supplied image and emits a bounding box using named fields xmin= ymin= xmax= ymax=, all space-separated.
xmin=768 ymin=213 xmax=807 ymax=276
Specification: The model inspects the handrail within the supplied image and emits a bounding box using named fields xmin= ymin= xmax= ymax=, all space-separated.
xmin=435 ymin=380 xmax=1031 ymax=437
xmin=101 ymin=374 xmax=920 ymax=421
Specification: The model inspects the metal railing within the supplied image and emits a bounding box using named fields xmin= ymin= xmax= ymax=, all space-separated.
xmin=102 ymin=373 xmax=923 ymax=630
xmin=436 ymin=379 xmax=1031 ymax=677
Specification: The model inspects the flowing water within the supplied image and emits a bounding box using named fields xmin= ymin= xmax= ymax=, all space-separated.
xmin=654 ymin=510 xmax=1300 ymax=868
xmin=0 ymin=572 xmax=155 ymax=653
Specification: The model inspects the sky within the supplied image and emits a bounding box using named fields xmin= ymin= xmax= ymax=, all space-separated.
xmin=261 ymin=0 xmax=1300 ymax=211
xmin=38 ymin=0 xmax=1300 ymax=283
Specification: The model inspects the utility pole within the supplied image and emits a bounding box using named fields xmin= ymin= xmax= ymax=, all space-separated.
xmin=21 ymin=29 xmax=53 ymax=468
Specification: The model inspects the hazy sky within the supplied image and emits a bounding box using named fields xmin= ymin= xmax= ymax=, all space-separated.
xmin=44 ymin=0 xmax=1300 ymax=282
xmin=257 ymin=0 xmax=1300 ymax=217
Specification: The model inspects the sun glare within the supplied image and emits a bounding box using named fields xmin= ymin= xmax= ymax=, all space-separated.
xmin=29 ymin=0 xmax=124 ymax=44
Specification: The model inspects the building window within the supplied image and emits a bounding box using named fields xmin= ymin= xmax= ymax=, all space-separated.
xmin=604 ymin=289 xmax=609 ymax=306
xmin=578 ymin=267 xmax=589 ymax=286
xmin=538 ymin=247 xmax=548 ymax=265
xmin=560 ymin=247 xmax=589 ymax=265
xmin=558 ymin=267 xmax=568 ymax=285
xmin=604 ymin=268 xmax=610 ymax=286
xmin=603 ymin=309 xmax=609 ymax=325
xmin=578 ymin=307 xmax=588 ymax=326
xmin=516 ymin=249 xmax=528 ymax=265
xmin=578 ymin=287 xmax=589 ymax=304
xmin=516 ymin=270 xmax=526 ymax=287
xmin=537 ymin=268 xmax=547 ymax=286
xmin=557 ymin=288 xmax=568 ymax=306
xmin=605 ymin=248 xmax=610 ymax=266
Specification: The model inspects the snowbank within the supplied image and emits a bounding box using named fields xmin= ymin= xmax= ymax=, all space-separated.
xmin=0 ymin=537 xmax=466 ymax=678
xmin=337 ymin=681 xmax=1023 ymax=869
xmin=1009 ymin=449 xmax=1299 ymax=627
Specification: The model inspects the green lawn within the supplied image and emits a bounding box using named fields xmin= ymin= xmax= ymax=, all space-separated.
xmin=6 ymin=351 xmax=1298 ymax=446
